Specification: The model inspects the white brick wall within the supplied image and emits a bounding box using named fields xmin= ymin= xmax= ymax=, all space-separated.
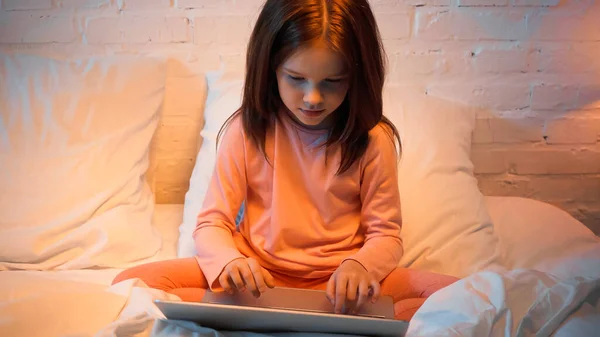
xmin=1 ymin=0 xmax=599 ymax=233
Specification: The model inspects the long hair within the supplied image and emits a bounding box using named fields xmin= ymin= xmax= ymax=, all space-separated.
xmin=217 ymin=0 xmax=401 ymax=175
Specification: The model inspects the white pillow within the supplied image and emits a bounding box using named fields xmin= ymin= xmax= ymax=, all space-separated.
xmin=485 ymin=196 xmax=600 ymax=280
xmin=178 ymin=71 xmax=244 ymax=257
xmin=388 ymin=92 xmax=503 ymax=278
xmin=0 ymin=54 xmax=166 ymax=270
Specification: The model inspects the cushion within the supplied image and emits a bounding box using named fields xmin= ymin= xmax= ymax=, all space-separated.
xmin=178 ymin=70 xmax=244 ymax=257
xmin=485 ymin=196 xmax=600 ymax=280
xmin=0 ymin=53 xmax=166 ymax=270
xmin=386 ymin=90 xmax=503 ymax=278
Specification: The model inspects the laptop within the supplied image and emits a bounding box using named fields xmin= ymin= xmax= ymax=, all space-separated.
xmin=155 ymin=287 xmax=408 ymax=337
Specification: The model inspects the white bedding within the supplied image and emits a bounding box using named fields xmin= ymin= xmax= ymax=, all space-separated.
xmin=0 ymin=204 xmax=183 ymax=337
xmin=1 ymin=202 xmax=599 ymax=337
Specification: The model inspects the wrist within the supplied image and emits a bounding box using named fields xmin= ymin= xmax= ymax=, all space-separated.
xmin=341 ymin=258 xmax=368 ymax=272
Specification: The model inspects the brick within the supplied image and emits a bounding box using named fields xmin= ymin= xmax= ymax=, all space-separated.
xmin=86 ymin=16 xmax=190 ymax=44
xmin=544 ymin=117 xmax=600 ymax=145
xmin=120 ymin=0 xmax=171 ymax=9
xmin=505 ymin=147 xmax=600 ymax=175
xmin=579 ymin=43 xmax=600 ymax=75
xmin=578 ymin=85 xmax=600 ymax=110
xmin=528 ymin=12 xmax=600 ymax=41
xmin=391 ymin=50 xmax=446 ymax=81
xmin=528 ymin=176 xmax=600 ymax=201
xmin=512 ymin=0 xmax=559 ymax=6
xmin=471 ymin=147 xmax=506 ymax=174
xmin=531 ymin=44 xmax=588 ymax=74
xmin=473 ymin=118 xmax=493 ymax=144
xmin=371 ymin=0 xmax=400 ymax=12
xmin=193 ymin=15 xmax=251 ymax=51
xmin=0 ymin=13 xmax=77 ymax=43
xmin=589 ymin=221 xmax=600 ymax=236
xmin=470 ymin=48 xmax=529 ymax=73
xmin=458 ymin=0 xmax=508 ymax=7
xmin=554 ymin=201 xmax=600 ymax=235
xmin=385 ymin=42 xmax=414 ymax=59
xmin=415 ymin=9 xmax=527 ymax=41
xmin=580 ymin=203 xmax=600 ymax=235
xmin=399 ymin=0 xmax=452 ymax=5
xmin=427 ymin=84 xmax=530 ymax=111
xmin=473 ymin=117 xmax=543 ymax=144
xmin=373 ymin=0 xmax=399 ymax=5
xmin=2 ymin=0 xmax=52 ymax=10
xmin=489 ymin=117 xmax=544 ymax=143
xmin=232 ymin=0 xmax=264 ymax=9
xmin=476 ymin=174 xmax=531 ymax=196
xmin=531 ymin=84 xmax=578 ymax=110
xmin=58 ymin=0 xmax=110 ymax=8
xmin=375 ymin=12 xmax=411 ymax=40
xmin=177 ymin=0 xmax=224 ymax=9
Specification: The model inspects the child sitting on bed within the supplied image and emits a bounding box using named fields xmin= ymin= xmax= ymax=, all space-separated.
xmin=113 ymin=0 xmax=459 ymax=321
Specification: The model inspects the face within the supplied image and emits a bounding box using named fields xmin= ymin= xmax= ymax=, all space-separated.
xmin=276 ymin=41 xmax=350 ymax=129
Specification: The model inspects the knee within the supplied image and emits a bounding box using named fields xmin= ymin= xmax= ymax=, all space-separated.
xmin=381 ymin=268 xmax=460 ymax=300
xmin=394 ymin=298 xmax=427 ymax=321
xmin=436 ymin=272 xmax=461 ymax=285
xmin=111 ymin=265 xmax=174 ymax=291
xmin=111 ymin=267 xmax=142 ymax=285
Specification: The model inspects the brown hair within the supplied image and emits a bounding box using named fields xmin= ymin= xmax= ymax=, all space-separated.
xmin=217 ymin=0 xmax=401 ymax=174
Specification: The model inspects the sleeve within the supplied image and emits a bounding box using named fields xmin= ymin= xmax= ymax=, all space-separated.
xmin=343 ymin=124 xmax=404 ymax=282
xmin=193 ymin=116 xmax=247 ymax=291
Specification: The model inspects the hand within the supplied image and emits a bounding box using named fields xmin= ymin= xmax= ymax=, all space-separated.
xmin=326 ymin=259 xmax=381 ymax=314
xmin=218 ymin=257 xmax=275 ymax=297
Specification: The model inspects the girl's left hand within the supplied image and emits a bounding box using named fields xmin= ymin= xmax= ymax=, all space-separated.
xmin=326 ymin=259 xmax=381 ymax=314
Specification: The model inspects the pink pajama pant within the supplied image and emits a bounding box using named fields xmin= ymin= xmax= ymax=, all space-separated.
xmin=113 ymin=257 xmax=459 ymax=321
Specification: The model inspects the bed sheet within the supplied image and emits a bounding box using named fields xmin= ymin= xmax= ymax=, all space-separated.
xmin=95 ymin=267 xmax=600 ymax=337
xmin=100 ymin=199 xmax=600 ymax=337
xmin=2 ymin=201 xmax=599 ymax=337
xmin=0 ymin=204 xmax=183 ymax=337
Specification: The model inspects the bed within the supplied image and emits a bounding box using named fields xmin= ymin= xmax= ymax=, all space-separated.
xmin=1 ymin=54 xmax=598 ymax=337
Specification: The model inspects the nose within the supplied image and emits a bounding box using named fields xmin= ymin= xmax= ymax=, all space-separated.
xmin=303 ymin=86 xmax=323 ymax=109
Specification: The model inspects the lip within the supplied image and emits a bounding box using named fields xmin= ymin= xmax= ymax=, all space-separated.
xmin=300 ymin=108 xmax=325 ymax=118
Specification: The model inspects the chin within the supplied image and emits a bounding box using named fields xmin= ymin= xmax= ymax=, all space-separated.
xmin=299 ymin=117 xmax=325 ymax=125
xmin=297 ymin=108 xmax=331 ymax=124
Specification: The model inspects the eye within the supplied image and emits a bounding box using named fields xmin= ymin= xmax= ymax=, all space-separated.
xmin=325 ymin=79 xmax=342 ymax=83
xmin=288 ymin=75 xmax=305 ymax=82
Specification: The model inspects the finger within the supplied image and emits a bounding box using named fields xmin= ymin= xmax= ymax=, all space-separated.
xmin=326 ymin=275 xmax=336 ymax=305
xmin=370 ymin=279 xmax=381 ymax=303
xmin=346 ymin=278 xmax=358 ymax=302
xmin=238 ymin=262 xmax=258 ymax=294
xmin=355 ymin=280 xmax=370 ymax=313
xmin=346 ymin=278 xmax=358 ymax=314
xmin=219 ymin=272 xmax=233 ymax=294
xmin=228 ymin=264 xmax=246 ymax=291
xmin=334 ymin=276 xmax=348 ymax=314
xmin=247 ymin=259 xmax=267 ymax=296
xmin=262 ymin=268 xmax=276 ymax=289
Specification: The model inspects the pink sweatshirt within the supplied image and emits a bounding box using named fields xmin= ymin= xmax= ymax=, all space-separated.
xmin=193 ymin=113 xmax=403 ymax=290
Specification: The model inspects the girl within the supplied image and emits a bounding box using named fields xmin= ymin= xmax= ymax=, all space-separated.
xmin=113 ymin=0 xmax=458 ymax=321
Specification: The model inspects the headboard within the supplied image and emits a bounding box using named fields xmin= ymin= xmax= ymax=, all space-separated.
xmin=146 ymin=59 xmax=207 ymax=204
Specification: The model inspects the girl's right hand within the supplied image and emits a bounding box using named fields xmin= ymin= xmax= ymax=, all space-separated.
xmin=219 ymin=257 xmax=275 ymax=297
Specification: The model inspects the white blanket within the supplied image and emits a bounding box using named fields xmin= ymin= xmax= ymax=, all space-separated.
xmin=408 ymin=269 xmax=600 ymax=337
xmin=2 ymin=266 xmax=598 ymax=337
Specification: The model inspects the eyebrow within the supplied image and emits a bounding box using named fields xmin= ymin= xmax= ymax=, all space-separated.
xmin=283 ymin=67 xmax=347 ymax=78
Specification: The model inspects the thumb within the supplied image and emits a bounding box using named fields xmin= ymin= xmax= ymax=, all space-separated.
xmin=262 ymin=268 xmax=276 ymax=288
